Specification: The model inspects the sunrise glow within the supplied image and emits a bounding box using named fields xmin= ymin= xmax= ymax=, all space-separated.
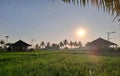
xmin=77 ymin=29 xmax=86 ymax=37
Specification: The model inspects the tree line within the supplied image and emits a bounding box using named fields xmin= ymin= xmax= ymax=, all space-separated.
xmin=0 ymin=39 xmax=82 ymax=50
xmin=35 ymin=39 xmax=82 ymax=50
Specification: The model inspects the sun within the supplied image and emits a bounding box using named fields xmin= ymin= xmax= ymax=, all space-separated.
xmin=77 ymin=29 xmax=86 ymax=37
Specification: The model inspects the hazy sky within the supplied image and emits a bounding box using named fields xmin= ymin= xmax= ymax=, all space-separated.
xmin=0 ymin=0 xmax=120 ymax=46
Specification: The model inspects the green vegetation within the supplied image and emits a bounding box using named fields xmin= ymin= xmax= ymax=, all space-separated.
xmin=62 ymin=0 xmax=120 ymax=22
xmin=0 ymin=50 xmax=120 ymax=76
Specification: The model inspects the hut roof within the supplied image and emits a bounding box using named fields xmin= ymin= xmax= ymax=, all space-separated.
xmin=11 ymin=40 xmax=31 ymax=46
xmin=88 ymin=37 xmax=117 ymax=46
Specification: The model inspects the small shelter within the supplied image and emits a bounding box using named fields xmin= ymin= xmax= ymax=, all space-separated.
xmin=87 ymin=37 xmax=117 ymax=49
xmin=9 ymin=40 xmax=31 ymax=51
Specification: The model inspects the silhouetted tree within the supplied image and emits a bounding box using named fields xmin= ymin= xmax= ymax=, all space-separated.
xmin=85 ymin=42 xmax=90 ymax=47
xmin=35 ymin=44 xmax=40 ymax=50
xmin=52 ymin=43 xmax=59 ymax=50
xmin=0 ymin=40 xmax=5 ymax=48
xmin=59 ymin=41 xmax=64 ymax=49
xmin=5 ymin=36 xmax=9 ymax=43
xmin=47 ymin=42 xmax=50 ymax=47
xmin=63 ymin=39 xmax=68 ymax=48
xmin=74 ymin=41 xmax=78 ymax=48
xmin=69 ymin=41 xmax=74 ymax=49
xmin=78 ymin=41 xmax=82 ymax=48
xmin=45 ymin=42 xmax=51 ymax=50
xmin=40 ymin=41 xmax=45 ymax=49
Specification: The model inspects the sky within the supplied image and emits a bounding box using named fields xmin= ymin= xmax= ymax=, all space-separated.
xmin=0 ymin=0 xmax=120 ymax=46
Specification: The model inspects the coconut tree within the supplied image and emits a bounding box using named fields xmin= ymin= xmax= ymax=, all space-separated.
xmin=78 ymin=41 xmax=82 ymax=48
xmin=40 ymin=41 xmax=45 ymax=49
xmin=69 ymin=41 xmax=74 ymax=49
xmin=85 ymin=42 xmax=90 ymax=47
xmin=63 ymin=39 xmax=68 ymax=48
xmin=5 ymin=36 xmax=9 ymax=43
xmin=45 ymin=42 xmax=51 ymax=50
xmin=62 ymin=0 xmax=120 ymax=21
xmin=73 ymin=41 xmax=78 ymax=48
xmin=47 ymin=42 xmax=50 ymax=47
xmin=59 ymin=41 xmax=64 ymax=49
xmin=35 ymin=44 xmax=40 ymax=50
xmin=0 ymin=40 xmax=5 ymax=48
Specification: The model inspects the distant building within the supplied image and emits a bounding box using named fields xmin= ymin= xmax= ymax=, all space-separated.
xmin=9 ymin=40 xmax=31 ymax=51
xmin=86 ymin=37 xmax=117 ymax=49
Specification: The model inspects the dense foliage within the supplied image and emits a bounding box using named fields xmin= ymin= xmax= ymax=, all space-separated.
xmin=62 ymin=0 xmax=120 ymax=21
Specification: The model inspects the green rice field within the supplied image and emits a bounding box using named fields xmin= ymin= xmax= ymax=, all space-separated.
xmin=0 ymin=50 xmax=120 ymax=76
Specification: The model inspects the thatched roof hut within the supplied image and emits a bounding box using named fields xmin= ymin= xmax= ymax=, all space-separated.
xmin=87 ymin=37 xmax=117 ymax=49
xmin=10 ymin=40 xmax=31 ymax=51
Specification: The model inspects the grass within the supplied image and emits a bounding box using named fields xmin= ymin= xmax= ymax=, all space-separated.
xmin=0 ymin=50 xmax=120 ymax=76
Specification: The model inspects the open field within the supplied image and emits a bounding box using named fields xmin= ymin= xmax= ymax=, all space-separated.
xmin=0 ymin=50 xmax=120 ymax=76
